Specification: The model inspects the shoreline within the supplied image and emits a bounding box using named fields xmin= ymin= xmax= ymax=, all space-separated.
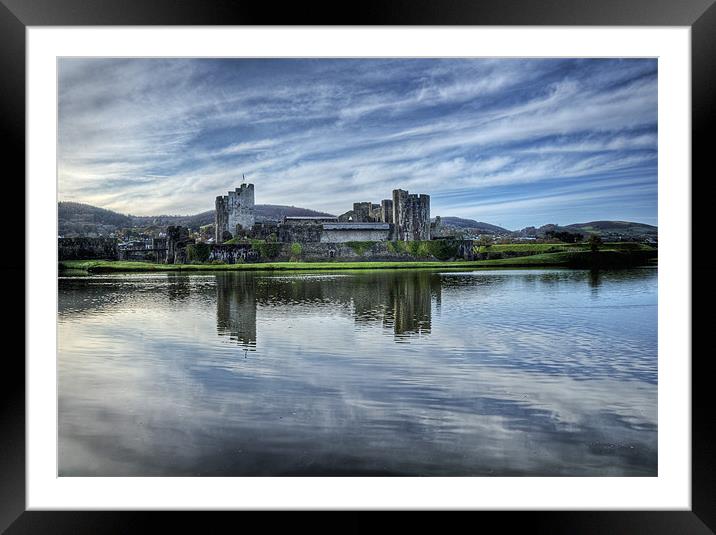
xmin=60 ymin=250 xmax=657 ymax=274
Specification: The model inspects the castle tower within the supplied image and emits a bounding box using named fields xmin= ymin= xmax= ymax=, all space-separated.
xmin=415 ymin=194 xmax=430 ymax=240
xmin=380 ymin=199 xmax=394 ymax=223
xmin=352 ymin=202 xmax=373 ymax=223
xmin=392 ymin=189 xmax=410 ymax=241
xmin=215 ymin=196 xmax=228 ymax=243
xmin=392 ymin=189 xmax=430 ymax=241
xmin=215 ymin=183 xmax=255 ymax=243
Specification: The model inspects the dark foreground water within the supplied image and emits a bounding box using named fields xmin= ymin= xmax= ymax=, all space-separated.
xmin=58 ymin=268 xmax=657 ymax=476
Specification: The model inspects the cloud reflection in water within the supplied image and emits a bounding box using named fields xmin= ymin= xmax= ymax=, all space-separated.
xmin=58 ymin=268 xmax=657 ymax=476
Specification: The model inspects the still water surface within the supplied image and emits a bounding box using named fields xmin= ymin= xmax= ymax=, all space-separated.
xmin=58 ymin=268 xmax=657 ymax=476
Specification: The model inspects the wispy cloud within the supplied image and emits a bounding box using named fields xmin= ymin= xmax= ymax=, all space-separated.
xmin=58 ymin=58 xmax=657 ymax=228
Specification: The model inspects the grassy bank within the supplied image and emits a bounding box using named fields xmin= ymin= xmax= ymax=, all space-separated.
xmin=475 ymin=242 xmax=655 ymax=253
xmin=60 ymin=249 xmax=656 ymax=274
xmin=60 ymin=258 xmax=524 ymax=273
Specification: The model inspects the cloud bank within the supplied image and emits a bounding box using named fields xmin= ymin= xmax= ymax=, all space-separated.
xmin=58 ymin=58 xmax=657 ymax=229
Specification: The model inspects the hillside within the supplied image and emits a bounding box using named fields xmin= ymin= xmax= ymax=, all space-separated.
xmin=565 ymin=220 xmax=658 ymax=236
xmin=437 ymin=217 xmax=510 ymax=235
xmin=58 ymin=202 xmax=335 ymax=236
xmin=255 ymin=204 xmax=335 ymax=222
xmin=58 ymin=202 xmax=133 ymax=237
xmin=518 ymin=221 xmax=657 ymax=241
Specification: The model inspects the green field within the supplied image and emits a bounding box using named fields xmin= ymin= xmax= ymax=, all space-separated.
xmin=475 ymin=242 xmax=655 ymax=253
xmin=59 ymin=248 xmax=657 ymax=274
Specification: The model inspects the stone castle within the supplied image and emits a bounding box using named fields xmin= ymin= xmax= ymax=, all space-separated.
xmin=215 ymin=183 xmax=255 ymax=243
xmin=215 ymin=183 xmax=432 ymax=245
xmin=63 ymin=183 xmax=474 ymax=265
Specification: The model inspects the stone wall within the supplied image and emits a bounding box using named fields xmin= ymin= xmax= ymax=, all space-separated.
xmin=208 ymin=244 xmax=259 ymax=263
xmin=380 ymin=199 xmax=393 ymax=223
xmin=118 ymin=249 xmax=165 ymax=262
xmin=250 ymin=222 xmax=280 ymax=241
xmin=166 ymin=226 xmax=193 ymax=264
xmin=278 ymin=223 xmax=323 ymax=243
xmin=276 ymin=239 xmax=474 ymax=263
xmin=456 ymin=240 xmax=476 ymax=261
xmin=145 ymin=238 xmax=476 ymax=264
xmin=268 ymin=222 xmax=395 ymax=244
xmin=58 ymin=237 xmax=118 ymax=260
xmin=320 ymin=225 xmax=392 ymax=243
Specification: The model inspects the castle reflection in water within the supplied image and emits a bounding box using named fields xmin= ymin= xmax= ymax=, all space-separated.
xmin=215 ymin=270 xmax=442 ymax=348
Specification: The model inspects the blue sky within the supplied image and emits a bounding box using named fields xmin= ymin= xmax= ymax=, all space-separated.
xmin=58 ymin=58 xmax=657 ymax=230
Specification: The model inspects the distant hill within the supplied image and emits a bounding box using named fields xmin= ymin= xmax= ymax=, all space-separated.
xmin=58 ymin=202 xmax=335 ymax=236
xmin=565 ymin=220 xmax=658 ymax=236
xmin=255 ymin=204 xmax=335 ymax=222
xmin=58 ymin=202 xmax=133 ymax=237
xmin=129 ymin=205 xmax=335 ymax=229
xmin=129 ymin=211 xmax=214 ymax=229
xmin=518 ymin=221 xmax=657 ymax=241
xmin=437 ymin=217 xmax=510 ymax=235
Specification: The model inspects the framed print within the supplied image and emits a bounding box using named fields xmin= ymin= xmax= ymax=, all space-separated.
xmin=2 ymin=0 xmax=713 ymax=531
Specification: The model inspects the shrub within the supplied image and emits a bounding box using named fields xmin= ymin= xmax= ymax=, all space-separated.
xmin=385 ymin=240 xmax=459 ymax=259
xmin=424 ymin=240 xmax=459 ymax=260
xmin=290 ymin=242 xmax=303 ymax=256
xmin=346 ymin=241 xmax=375 ymax=255
xmin=588 ymin=234 xmax=604 ymax=252
xmin=405 ymin=241 xmax=421 ymax=256
xmin=251 ymin=239 xmax=282 ymax=259
xmin=386 ymin=241 xmax=406 ymax=254
xmin=186 ymin=242 xmax=211 ymax=263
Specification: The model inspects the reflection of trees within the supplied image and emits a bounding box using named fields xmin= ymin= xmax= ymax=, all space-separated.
xmin=58 ymin=277 xmax=126 ymax=317
xmin=216 ymin=273 xmax=257 ymax=350
xmin=167 ymin=273 xmax=191 ymax=301
xmin=588 ymin=269 xmax=601 ymax=294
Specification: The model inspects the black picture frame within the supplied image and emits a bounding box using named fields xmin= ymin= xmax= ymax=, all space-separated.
xmin=2 ymin=0 xmax=712 ymax=531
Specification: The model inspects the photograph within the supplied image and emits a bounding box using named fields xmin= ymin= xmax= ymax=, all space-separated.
xmin=57 ymin=57 xmax=659 ymax=477
xmin=1 ymin=0 xmax=708 ymax=526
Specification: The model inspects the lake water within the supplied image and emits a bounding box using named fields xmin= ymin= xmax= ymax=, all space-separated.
xmin=58 ymin=268 xmax=657 ymax=476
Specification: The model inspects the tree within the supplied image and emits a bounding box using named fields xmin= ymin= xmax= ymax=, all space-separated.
xmin=290 ymin=242 xmax=303 ymax=261
xmin=477 ymin=236 xmax=492 ymax=248
xmin=588 ymin=234 xmax=603 ymax=252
